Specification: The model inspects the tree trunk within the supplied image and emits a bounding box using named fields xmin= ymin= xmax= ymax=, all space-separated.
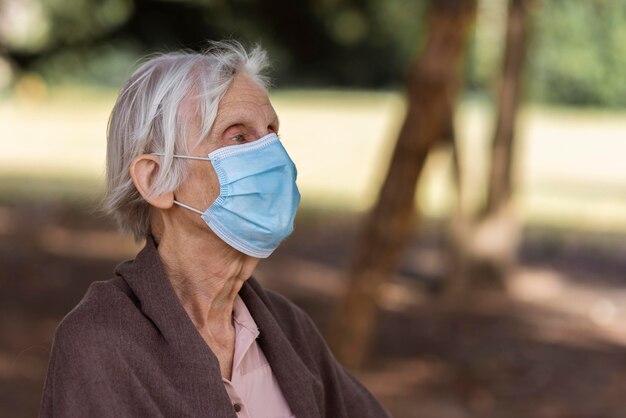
xmin=447 ymin=0 xmax=533 ymax=294
xmin=329 ymin=0 xmax=477 ymax=370
xmin=487 ymin=0 xmax=532 ymax=212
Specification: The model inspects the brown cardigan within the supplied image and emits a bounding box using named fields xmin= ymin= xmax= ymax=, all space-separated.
xmin=39 ymin=237 xmax=391 ymax=417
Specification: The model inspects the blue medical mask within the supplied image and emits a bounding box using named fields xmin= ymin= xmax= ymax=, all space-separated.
xmin=159 ymin=133 xmax=300 ymax=258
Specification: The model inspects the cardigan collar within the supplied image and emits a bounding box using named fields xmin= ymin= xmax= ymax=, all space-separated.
xmin=115 ymin=235 xmax=322 ymax=418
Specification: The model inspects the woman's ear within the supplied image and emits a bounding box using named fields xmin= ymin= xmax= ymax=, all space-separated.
xmin=129 ymin=155 xmax=174 ymax=209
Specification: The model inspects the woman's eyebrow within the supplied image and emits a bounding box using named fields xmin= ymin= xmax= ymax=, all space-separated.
xmin=211 ymin=114 xmax=247 ymax=135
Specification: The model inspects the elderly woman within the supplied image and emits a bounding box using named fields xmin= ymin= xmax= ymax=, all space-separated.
xmin=39 ymin=42 xmax=390 ymax=418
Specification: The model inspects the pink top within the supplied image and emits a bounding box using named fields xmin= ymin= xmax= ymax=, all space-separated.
xmin=222 ymin=294 xmax=294 ymax=418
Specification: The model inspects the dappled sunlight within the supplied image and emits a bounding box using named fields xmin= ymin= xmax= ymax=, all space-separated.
xmin=0 ymin=348 xmax=48 ymax=381
xmin=378 ymin=281 xmax=425 ymax=312
xmin=367 ymin=284 xmax=626 ymax=418
xmin=404 ymin=247 xmax=447 ymax=279
xmin=510 ymin=267 xmax=626 ymax=347
xmin=3 ymin=202 xmax=626 ymax=417
xmin=258 ymin=252 xmax=427 ymax=313
xmin=358 ymin=358 xmax=453 ymax=398
xmin=257 ymin=254 xmax=345 ymax=298
xmin=508 ymin=267 xmax=565 ymax=301
xmin=37 ymin=224 xmax=141 ymax=260
xmin=0 ymin=205 xmax=17 ymax=235
xmin=589 ymin=298 xmax=618 ymax=328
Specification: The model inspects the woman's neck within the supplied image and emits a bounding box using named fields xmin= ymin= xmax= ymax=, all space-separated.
xmin=155 ymin=229 xmax=259 ymax=332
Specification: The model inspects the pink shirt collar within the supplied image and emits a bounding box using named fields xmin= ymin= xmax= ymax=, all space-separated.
xmin=222 ymin=294 xmax=293 ymax=417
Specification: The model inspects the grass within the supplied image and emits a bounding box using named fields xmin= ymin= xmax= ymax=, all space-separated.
xmin=1 ymin=86 xmax=625 ymax=232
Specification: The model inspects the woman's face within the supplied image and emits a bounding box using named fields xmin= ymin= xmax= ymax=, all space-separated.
xmin=172 ymin=73 xmax=280 ymax=233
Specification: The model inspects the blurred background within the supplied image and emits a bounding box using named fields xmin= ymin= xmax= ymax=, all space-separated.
xmin=1 ymin=0 xmax=626 ymax=417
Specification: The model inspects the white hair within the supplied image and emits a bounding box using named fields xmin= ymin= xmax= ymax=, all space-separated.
xmin=103 ymin=41 xmax=270 ymax=240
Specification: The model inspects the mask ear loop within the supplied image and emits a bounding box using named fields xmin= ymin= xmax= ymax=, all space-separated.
xmin=173 ymin=200 xmax=203 ymax=215
xmin=151 ymin=152 xmax=213 ymax=214
xmin=152 ymin=152 xmax=212 ymax=162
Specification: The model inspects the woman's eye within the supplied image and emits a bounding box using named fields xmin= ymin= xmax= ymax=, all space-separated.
xmin=230 ymin=134 xmax=246 ymax=143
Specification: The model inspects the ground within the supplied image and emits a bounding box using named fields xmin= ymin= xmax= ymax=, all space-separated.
xmin=2 ymin=200 xmax=626 ymax=418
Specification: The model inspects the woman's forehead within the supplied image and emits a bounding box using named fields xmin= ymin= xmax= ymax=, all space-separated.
xmin=224 ymin=72 xmax=269 ymax=102
xmin=217 ymin=74 xmax=275 ymax=116
xmin=180 ymin=74 xmax=277 ymax=135
xmin=216 ymin=98 xmax=276 ymax=119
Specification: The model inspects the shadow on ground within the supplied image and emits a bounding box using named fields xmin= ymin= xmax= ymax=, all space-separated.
xmin=2 ymin=199 xmax=626 ymax=418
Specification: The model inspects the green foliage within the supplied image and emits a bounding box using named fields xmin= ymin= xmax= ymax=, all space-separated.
xmin=31 ymin=40 xmax=141 ymax=86
xmin=528 ymin=0 xmax=626 ymax=107
xmin=3 ymin=0 xmax=625 ymax=107
xmin=40 ymin=0 xmax=134 ymax=45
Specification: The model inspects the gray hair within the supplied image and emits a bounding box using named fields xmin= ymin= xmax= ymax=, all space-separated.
xmin=103 ymin=41 xmax=270 ymax=240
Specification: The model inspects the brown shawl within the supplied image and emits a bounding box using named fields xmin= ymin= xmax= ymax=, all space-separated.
xmin=39 ymin=237 xmax=391 ymax=417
